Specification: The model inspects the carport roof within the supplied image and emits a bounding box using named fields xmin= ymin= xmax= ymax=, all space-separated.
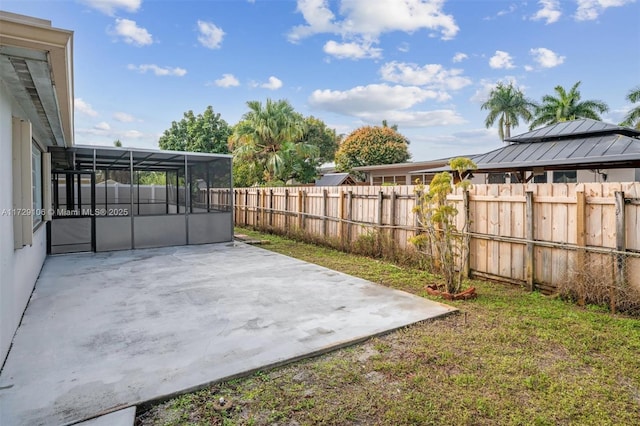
xmin=53 ymin=145 xmax=231 ymax=171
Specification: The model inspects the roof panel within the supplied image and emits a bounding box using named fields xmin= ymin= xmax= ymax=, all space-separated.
xmin=602 ymin=136 xmax=632 ymax=156
xmin=506 ymin=118 xmax=640 ymax=143
xmin=315 ymin=173 xmax=352 ymax=186
xmin=537 ymin=141 xmax=566 ymax=161
xmin=569 ymin=137 xmax=602 ymax=158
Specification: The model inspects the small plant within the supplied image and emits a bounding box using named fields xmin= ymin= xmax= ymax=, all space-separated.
xmin=410 ymin=157 xmax=477 ymax=295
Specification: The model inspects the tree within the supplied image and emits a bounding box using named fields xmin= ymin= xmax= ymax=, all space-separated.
xmin=381 ymin=119 xmax=399 ymax=131
xmin=113 ymin=139 xmax=122 ymax=147
xmin=229 ymin=99 xmax=316 ymax=185
xmin=335 ymin=125 xmax=411 ymax=175
xmin=621 ymin=86 xmax=640 ymax=129
xmin=481 ymin=82 xmax=536 ymax=141
xmin=300 ymin=116 xmax=339 ymax=165
xmin=411 ymin=157 xmax=477 ymax=295
xmin=159 ymin=106 xmax=231 ymax=153
xmin=530 ymin=81 xmax=609 ymax=129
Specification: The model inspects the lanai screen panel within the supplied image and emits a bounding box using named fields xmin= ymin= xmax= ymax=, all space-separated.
xmin=69 ymin=145 xmax=233 ymax=251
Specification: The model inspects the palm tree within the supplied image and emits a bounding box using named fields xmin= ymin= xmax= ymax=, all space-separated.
xmin=530 ymin=81 xmax=609 ymax=129
xmin=481 ymin=82 xmax=536 ymax=141
xmin=621 ymin=86 xmax=640 ymax=129
xmin=229 ymin=99 xmax=311 ymax=183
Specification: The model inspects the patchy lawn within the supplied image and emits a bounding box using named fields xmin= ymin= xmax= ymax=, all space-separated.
xmin=137 ymin=228 xmax=640 ymax=426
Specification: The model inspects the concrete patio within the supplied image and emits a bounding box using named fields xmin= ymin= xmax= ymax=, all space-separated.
xmin=0 ymin=242 xmax=455 ymax=425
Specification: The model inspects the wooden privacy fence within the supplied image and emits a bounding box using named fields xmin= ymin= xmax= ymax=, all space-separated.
xmin=232 ymin=183 xmax=640 ymax=295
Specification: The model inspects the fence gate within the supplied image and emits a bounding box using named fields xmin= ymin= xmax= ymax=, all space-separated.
xmin=47 ymin=170 xmax=96 ymax=254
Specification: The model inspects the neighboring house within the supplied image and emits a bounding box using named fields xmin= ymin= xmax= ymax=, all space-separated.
xmin=0 ymin=12 xmax=233 ymax=366
xmin=352 ymin=158 xmax=450 ymax=185
xmin=315 ymin=172 xmax=356 ymax=186
xmin=412 ymin=119 xmax=640 ymax=184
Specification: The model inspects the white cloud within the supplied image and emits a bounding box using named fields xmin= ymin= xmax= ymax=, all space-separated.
xmin=524 ymin=65 xmax=535 ymax=72
xmin=79 ymin=0 xmax=141 ymax=15
xmin=113 ymin=18 xmax=152 ymax=46
xmin=123 ymin=130 xmax=144 ymax=139
xmin=452 ymin=52 xmax=468 ymax=63
xmin=530 ymin=47 xmax=565 ymax=68
xmin=397 ymin=42 xmax=410 ymax=53
xmin=413 ymin=128 xmax=500 ymax=150
xmin=214 ymin=73 xmax=240 ymax=88
xmin=127 ymin=64 xmax=187 ymax=76
xmin=380 ymin=61 xmax=472 ymax=91
xmin=309 ymin=83 xmax=445 ymax=116
xmin=358 ymin=109 xmax=466 ymax=127
xmin=489 ymin=50 xmax=515 ymax=69
xmin=323 ymin=40 xmax=382 ymax=59
xmin=483 ymin=3 xmax=519 ymax=20
xmin=575 ymin=0 xmax=635 ymax=21
xmin=497 ymin=3 xmax=517 ymax=16
xmin=288 ymin=0 xmax=339 ymax=42
xmin=531 ymin=0 xmax=562 ymax=24
xmin=113 ymin=112 xmax=136 ymax=122
xmin=260 ymin=76 xmax=283 ymax=90
xmin=197 ymin=20 xmax=225 ymax=49
xmin=288 ymin=0 xmax=459 ymax=44
xmin=94 ymin=121 xmax=111 ymax=131
xmin=470 ymin=77 xmax=521 ymax=103
xmin=75 ymin=98 xmax=98 ymax=117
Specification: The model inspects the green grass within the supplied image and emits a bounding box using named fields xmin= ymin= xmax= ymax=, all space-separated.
xmin=138 ymin=228 xmax=640 ymax=426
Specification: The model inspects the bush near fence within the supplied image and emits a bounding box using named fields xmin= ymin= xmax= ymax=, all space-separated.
xmin=232 ymin=183 xmax=640 ymax=314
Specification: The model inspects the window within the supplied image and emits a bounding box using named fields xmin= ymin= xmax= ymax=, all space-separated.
xmin=488 ymin=173 xmax=506 ymax=184
xmin=553 ymin=170 xmax=577 ymax=183
xmin=32 ymin=142 xmax=43 ymax=226
xmin=533 ymin=173 xmax=548 ymax=183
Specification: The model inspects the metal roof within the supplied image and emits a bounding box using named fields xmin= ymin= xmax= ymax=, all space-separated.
xmin=505 ymin=118 xmax=640 ymax=143
xmin=315 ymin=173 xmax=355 ymax=186
xmin=412 ymin=133 xmax=640 ymax=174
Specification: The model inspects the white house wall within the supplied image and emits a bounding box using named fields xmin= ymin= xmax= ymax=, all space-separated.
xmin=0 ymin=80 xmax=47 ymax=366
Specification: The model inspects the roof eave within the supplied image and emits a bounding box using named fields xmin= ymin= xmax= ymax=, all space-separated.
xmin=0 ymin=13 xmax=74 ymax=148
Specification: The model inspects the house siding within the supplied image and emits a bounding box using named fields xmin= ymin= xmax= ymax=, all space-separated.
xmin=0 ymin=80 xmax=47 ymax=366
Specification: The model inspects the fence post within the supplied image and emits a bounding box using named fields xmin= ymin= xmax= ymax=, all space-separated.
xmin=302 ymin=190 xmax=307 ymax=230
xmin=414 ymin=190 xmax=422 ymax=236
xmin=244 ymin=189 xmax=249 ymax=226
xmin=525 ymin=191 xmax=535 ymax=291
xmin=322 ymin=189 xmax=328 ymax=236
xmin=297 ymin=190 xmax=303 ymax=230
xmin=233 ymin=190 xmax=238 ymax=224
xmin=338 ymin=190 xmax=345 ymax=244
xmin=268 ymin=189 xmax=274 ymax=227
xmin=253 ymin=190 xmax=258 ymax=227
xmin=347 ymin=190 xmax=353 ymax=243
xmin=258 ymin=189 xmax=263 ymax=228
xmin=576 ymin=191 xmax=587 ymax=306
xmin=463 ymin=189 xmax=471 ymax=279
xmin=284 ymin=189 xmax=289 ymax=230
xmin=377 ymin=190 xmax=384 ymax=230
xmin=613 ymin=191 xmax=626 ymax=314
xmin=389 ymin=190 xmax=396 ymax=242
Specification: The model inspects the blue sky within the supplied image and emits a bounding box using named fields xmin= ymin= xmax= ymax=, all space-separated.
xmin=4 ymin=0 xmax=639 ymax=161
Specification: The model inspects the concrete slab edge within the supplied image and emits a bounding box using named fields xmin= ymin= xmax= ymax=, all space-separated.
xmin=71 ymin=406 xmax=136 ymax=426
xmin=131 ymin=308 xmax=458 ymax=418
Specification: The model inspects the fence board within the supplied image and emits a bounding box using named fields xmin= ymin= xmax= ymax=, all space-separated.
xmin=234 ymin=183 xmax=640 ymax=295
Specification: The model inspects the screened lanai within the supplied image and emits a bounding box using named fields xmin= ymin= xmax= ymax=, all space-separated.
xmin=47 ymin=145 xmax=233 ymax=254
